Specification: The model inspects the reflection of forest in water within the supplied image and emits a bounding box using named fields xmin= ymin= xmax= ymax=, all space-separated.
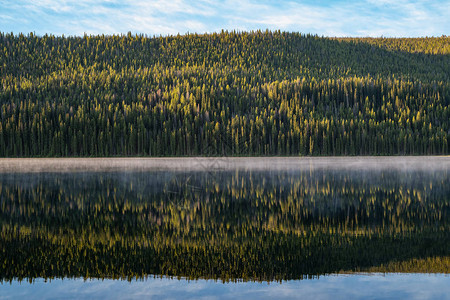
xmin=0 ymin=170 xmax=449 ymax=282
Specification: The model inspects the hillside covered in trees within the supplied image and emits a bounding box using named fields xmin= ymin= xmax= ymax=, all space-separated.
xmin=0 ymin=31 xmax=449 ymax=156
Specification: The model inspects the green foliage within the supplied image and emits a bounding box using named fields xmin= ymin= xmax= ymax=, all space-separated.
xmin=0 ymin=170 xmax=448 ymax=281
xmin=0 ymin=31 xmax=449 ymax=156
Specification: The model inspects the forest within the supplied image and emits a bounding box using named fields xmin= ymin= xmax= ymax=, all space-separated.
xmin=0 ymin=31 xmax=449 ymax=156
xmin=0 ymin=170 xmax=448 ymax=281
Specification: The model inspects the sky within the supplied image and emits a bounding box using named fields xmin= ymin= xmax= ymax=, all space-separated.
xmin=0 ymin=0 xmax=449 ymax=37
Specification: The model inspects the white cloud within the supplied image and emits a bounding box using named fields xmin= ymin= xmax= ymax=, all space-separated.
xmin=0 ymin=0 xmax=448 ymax=36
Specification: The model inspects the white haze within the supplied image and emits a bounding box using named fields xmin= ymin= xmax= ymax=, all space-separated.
xmin=0 ymin=156 xmax=448 ymax=173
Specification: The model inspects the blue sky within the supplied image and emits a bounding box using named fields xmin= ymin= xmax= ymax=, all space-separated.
xmin=0 ymin=0 xmax=449 ymax=37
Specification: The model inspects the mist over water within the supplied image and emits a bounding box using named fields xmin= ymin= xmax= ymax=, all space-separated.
xmin=0 ymin=156 xmax=449 ymax=173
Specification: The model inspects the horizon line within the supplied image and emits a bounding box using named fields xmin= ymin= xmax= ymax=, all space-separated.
xmin=1 ymin=30 xmax=448 ymax=39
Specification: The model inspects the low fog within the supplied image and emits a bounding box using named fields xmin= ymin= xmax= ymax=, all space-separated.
xmin=0 ymin=156 xmax=448 ymax=173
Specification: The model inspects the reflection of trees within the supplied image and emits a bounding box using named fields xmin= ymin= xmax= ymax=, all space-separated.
xmin=0 ymin=170 xmax=448 ymax=282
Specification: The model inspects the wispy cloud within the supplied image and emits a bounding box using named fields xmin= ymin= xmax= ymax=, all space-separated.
xmin=0 ymin=0 xmax=448 ymax=37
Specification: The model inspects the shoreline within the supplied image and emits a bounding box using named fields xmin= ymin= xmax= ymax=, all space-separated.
xmin=0 ymin=156 xmax=448 ymax=173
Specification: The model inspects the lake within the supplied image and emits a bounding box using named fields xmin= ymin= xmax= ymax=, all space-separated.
xmin=0 ymin=157 xmax=449 ymax=299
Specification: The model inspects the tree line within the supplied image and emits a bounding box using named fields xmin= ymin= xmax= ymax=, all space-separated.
xmin=0 ymin=31 xmax=449 ymax=156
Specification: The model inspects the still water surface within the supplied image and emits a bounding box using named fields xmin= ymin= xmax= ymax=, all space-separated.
xmin=0 ymin=158 xmax=448 ymax=298
xmin=2 ymin=274 xmax=449 ymax=300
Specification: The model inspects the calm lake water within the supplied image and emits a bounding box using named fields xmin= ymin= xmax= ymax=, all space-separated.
xmin=0 ymin=158 xmax=449 ymax=299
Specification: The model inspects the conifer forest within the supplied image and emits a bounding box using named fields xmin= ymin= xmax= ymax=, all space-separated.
xmin=0 ymin=31 xmax=449 ymax=156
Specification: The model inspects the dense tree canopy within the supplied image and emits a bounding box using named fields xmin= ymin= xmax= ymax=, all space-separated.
xmin=0 ymin=31 xmax=449 ymax=156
